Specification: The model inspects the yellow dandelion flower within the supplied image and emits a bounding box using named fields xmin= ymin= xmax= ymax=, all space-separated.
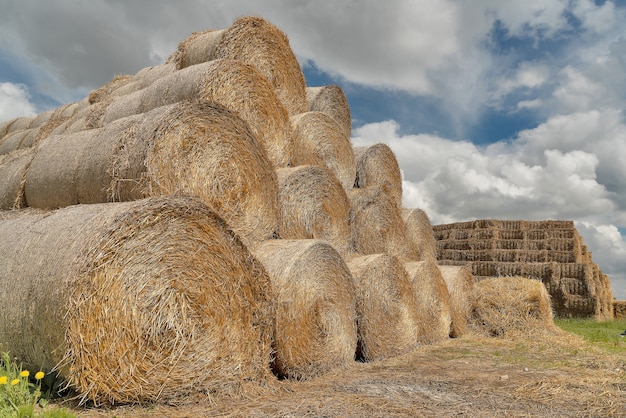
xmin=0 ymin=376 xmax=7 ymax=385
xmin=20 ymin=370 xmax=29 ymax=378
xmin=35 ymin=371 xmax=45 ymax=380
xmin=11 ymin=379 xmax=19 ymax=386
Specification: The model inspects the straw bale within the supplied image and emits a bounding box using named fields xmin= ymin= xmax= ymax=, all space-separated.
xmin=614 ymin=300 xmax=626 ymax=320
xmin=0 ymin=129 xmax=34 ymax=155
xmin=306 ymin=85 xmax=352 ymax=139
xmin=402 ymin=208 xmax=437 ymax=261
xmin=251 ymin=239 xmax=357 ymax=380
xmin=0 ymin=148 xmax=36 ymax=209
xmin=437 ymin=265 xmax=474 ymax=338
xmin=345 ymin=254 xmax=421 ymax=361
xmin=102 ymin=59 xmax=292 ymax=167
xmin=107 ymin=63 xmax=179 ymax=99
xmin=404 ymin=260 xmax=452 ymax=343
xmin=88 ymin=74 xmax=133 ymax=104
xmin=276 ymin=166 xmax=351 ymax=256
xmin=354 ymin=144 xmax=403 ymax=208
xmin=167 ymin=29 xmax=225 ymax=69
xmin=0 ymin=196 xmax=275 ymax=405
xmin=3 ymin=116 xmax=35 ymax=134
xmin=290 ymin=111 xmax=356 ymax=191
xmin=214 ymin=16 xmax=308 ymax=116
xmin=24 ymin=100 xmax=279 ymax=246
xmin=349 ymin=186 xmax=420 ymax=262
xmin=469 ymin=277 xmax=557 ymax=337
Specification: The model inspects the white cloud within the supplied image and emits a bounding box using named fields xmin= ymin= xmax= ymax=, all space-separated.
xmin=0 ymin=82 xmax=36 ymax=122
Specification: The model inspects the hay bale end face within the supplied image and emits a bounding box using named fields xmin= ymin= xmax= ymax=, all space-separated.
xmin=346 ymin=254 xmax=422 ymax=361
xmin=469 ymin=276 xmax=557 ymax=337
xmin=251 ymin=239 xmax=357 ymax=380
xmin=276 ymin=165 xmax=352 ymax=256
xmin=437 ymin=265 xmax=474 ymax=338
xmin=0 ymin=197 xmax=275 ymax=405
xmin=306 ymin=85 xmax=352 ymax=139
xmin=402 ymin=208 xmax=438 ymax=262
xmin=404 ymin=260 xmax=452 ymax=344
xmin=354 ymin=144 xmax=403 ymax=208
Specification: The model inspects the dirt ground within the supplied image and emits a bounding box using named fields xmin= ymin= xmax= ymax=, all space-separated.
xmin=61 ymin=332 xmax=625 ymax=418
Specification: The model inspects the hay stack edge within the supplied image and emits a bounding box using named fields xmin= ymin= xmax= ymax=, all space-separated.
xmin=0 ymin=15 xmax=620 ymax=407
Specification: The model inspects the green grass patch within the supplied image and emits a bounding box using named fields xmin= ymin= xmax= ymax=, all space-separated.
xmin=554 ymin=317 xmax=626 ymax=353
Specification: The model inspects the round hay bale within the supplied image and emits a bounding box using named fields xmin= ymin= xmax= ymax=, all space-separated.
xmin=0 ymin=148 xmax=36 ymax=209
xmin=0 ymin=196 xmax=275 ymax=405
xmin=167 ymin=29 xmax=225 ymax=69
xmin=24 ymin=100 xmax=279 ymax=247
xmin=348 ymin=186 xmax=420 ymax=262
xmin=469 ymin=277 xmax=557 ymax=337
xmin=0 ymin=129 xmax=35 ymax=155
xmin=437 ymin=265 xmax=474 ymax=338
xmin=3 ymin=116 xmax=35 ymax=134
xmin=354 ymin=144 xmax=403 ymax=208
xmin=402 ymin=208 xmax=437 ymax=261
xmin=306 ymin=85 xmax=352 ymax=139
xmin=101 ymin=59 xmax=292 ymax=167
xmin=404 ymin=260 xmax=452 ymax=344
xmin=345 ymin=254 xmax=421 ymax=361
xmin=110 ymin=63 xmax=178 ymax=98
xmin=276 ymin=166 xmax=351 ymax=256
xmin=88 ymin=74 xmax=134 ymax=104
xmin=214 ymin=16 xmax=308 ymax=116
xmin=290 ymin=111 xmax=356 ymax=192
xmin=251 ymin=239 xmax=357 ymax=380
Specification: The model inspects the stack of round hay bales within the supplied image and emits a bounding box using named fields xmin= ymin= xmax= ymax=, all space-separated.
xmin=21 ymin=100 xmax=280 ymax=247
xmin=0 ymin=197 xmax=275 ymax=405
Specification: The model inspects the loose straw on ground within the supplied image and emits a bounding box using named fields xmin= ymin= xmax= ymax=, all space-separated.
xmin=24 ymin=100 xmax=279 ymax=246
xmin=346 ymin=254 xmax=421 ymax=361
xmin=251 ymin=239 xmax=358 ymax=380
xmin=0 ymin=196 xmax=275 ymax=405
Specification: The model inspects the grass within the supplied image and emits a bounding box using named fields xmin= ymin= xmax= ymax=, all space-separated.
xmin=554 ymin=317 xmax=626 ymax=353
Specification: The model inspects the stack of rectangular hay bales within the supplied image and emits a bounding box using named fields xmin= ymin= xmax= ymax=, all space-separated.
xmin=433 ymin=220 xmax=614 ymax=320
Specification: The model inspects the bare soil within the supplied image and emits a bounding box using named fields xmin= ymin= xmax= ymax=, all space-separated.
xmin=60 ymin=332 xmax=625 ymax=417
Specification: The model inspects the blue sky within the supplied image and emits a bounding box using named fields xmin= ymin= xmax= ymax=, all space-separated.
xmin=1 ymin=0 xmax=625 ymax=299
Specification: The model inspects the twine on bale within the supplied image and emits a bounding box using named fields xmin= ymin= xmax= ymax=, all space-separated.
xmin=348 ymin=186 xmax=420 ymax=262
xmin=24 ymin=100 xmax=280 ymax=247
xmin=213 ymin=16 xmax=308 ymax=116
xmin=437 ymin=265 xmax=474 ymax=338
xmin=306 ymin=85 xmax=352 ymax=139
xmin=99 ymin=59 xmax=293 ymax=167
xmin=290 ymin=111 xmax=356 ymax=192
xmin=402 ymin=208 xmax=438 ymax=261
xmin=0 ymin=196 xmax=275 ymax=405
xmin=354 ymin=144 xmax=403 ymax=208
xmin=276 ymin=166 xmax=352 ymax=256
xmin=251 ymin=239 xmax=357 ymax=380
xmin=469 ymin=277 xmax=558 ymax=337
xmin=346 ymin=254 xmax=421 ymax=361
xmin=404 ymin=260 xmax=452 ymax=344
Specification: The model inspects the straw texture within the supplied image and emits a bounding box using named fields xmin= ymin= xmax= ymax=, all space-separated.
xmin=24 ymin=100 xmax=279 ymax=246
xmin=402 ymin=208 xmax=437 ymax=261
xmin=437 ymin=265 xmax=474 ymax=337
xmin=346 ymin=254 xmax=421 ymax=361
xmin=0 ymin=148 xmax=36 ymax=209
xmin=167 ymin=29 xmax=225 ymax=69
xmin=306 ymin=85 xmax=352 ymax=139
xmin=276 ymin=166 xmax=352 ymax=256
xmin=404 ymin=260 xmax=452 ymax=343
xmin=251 ymin=239 xmax=357 ymax=380
xmin=354 ymin=144 xmax=403 ymax=208
xmin=290 ymin=111 xmax=356 ymax=192
xmin=0 ymin=197 xmax=275 ymax=405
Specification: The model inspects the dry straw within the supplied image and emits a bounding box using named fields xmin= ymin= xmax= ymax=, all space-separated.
xmin=251 ymin=239 xmax=357 ymax=380
xmin=354 ymin=144 xmax=403 ymax=208
xmin=306 ymin=85 xmax=352 ymax=139
xmin=212 ymin=16 xmax=308 ymax=116
xmin=402 ymin=208 xmax=437 ymax=261
xmin=348 ymin=186 xmax=420 ymax=262
xmin=276 ymin=166 xmax=352 ymax=256
xmin=100 ymin=59 xmax=292 ymax=167
xmin=469 ymin=276 xmax=557 ymax=337
xmin=437 ymin=265 xmax=474 ymax=338
xmin=404 ymin=260 xmax=452 ymax=344
xmin=0 ymin=196 xmax=275 ymax=405
xmin=167 ymin=29 xmax=225 ymax=69
xmin=88 ymin=74 xmax=134 ymax=104
xmin=0 ymin=148 xmax=36 ymax=209
xmin=290 ymin=111 xmax=356 ymax=192
xmin=345 ymin=254 xmax=421 ymax=361
xmin=24 ymin=100 xmax=279 ymax=247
